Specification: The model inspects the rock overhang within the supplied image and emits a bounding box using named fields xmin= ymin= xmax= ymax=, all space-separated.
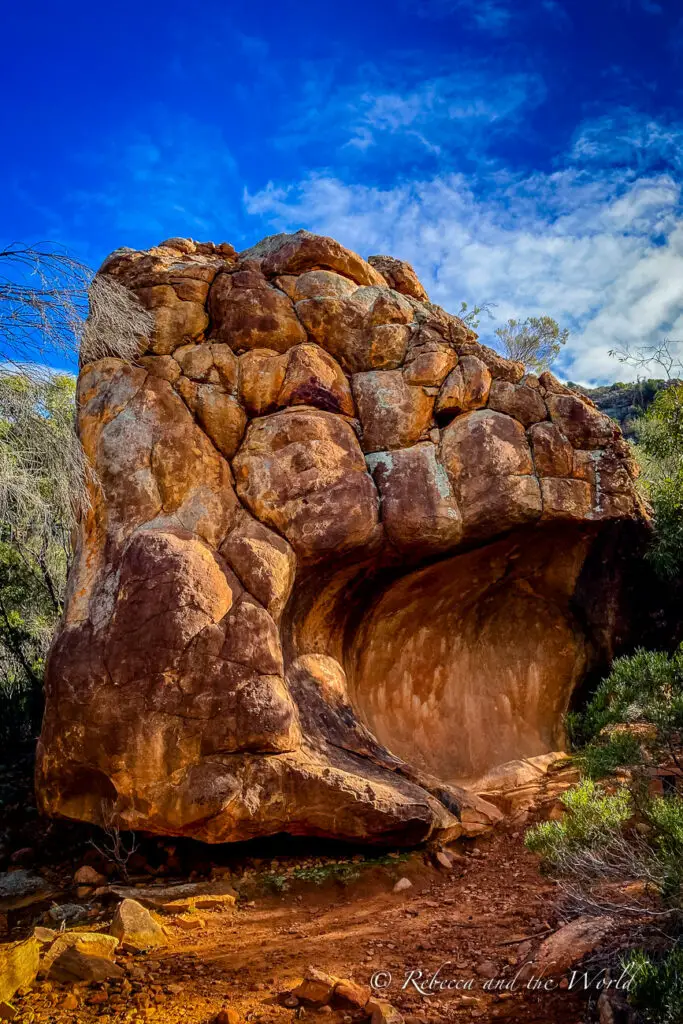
xmin=37 ymin=229 xmax=649 ymax=846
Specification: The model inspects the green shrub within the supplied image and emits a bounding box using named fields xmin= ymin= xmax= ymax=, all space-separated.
xmin=635 ymin=382 xmax=683 ymax=580
xmin=570 ymin=646 xmax=683 ymax=749
xmin=647 ymin=470 xmax=683 ymax=581
xmin=579 ymin=731 xmax=643 ymax=779
xmin=525 ymin=779 xmax=632 ymax=866
xmin=645 ymin=795 xmax=683 ymax=904
xmin=624 ymin=946 xmax=683 ymax=1024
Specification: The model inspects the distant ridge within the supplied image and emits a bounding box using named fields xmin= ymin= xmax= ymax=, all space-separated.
xmin=568 ymin=379 xmax=681 ymax=439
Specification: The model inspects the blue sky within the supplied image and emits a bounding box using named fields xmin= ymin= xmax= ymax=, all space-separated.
xmin=3 ymin=0 xmax=683 ymax=383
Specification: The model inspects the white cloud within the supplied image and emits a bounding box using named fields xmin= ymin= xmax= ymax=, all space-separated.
xmin=570 ymin=112 xmax=683 ymax=174
xmin=344 ymin=71 xmax=544 ymax=154
xmin=246 ymin=163 xmax=683 ymax=386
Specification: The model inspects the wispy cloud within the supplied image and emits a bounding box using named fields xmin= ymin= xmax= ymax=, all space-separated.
xmin=276 ymin=62 xmax=546 ymax=167
xmin=246 ymin=116 xmax=683 ymax=385
xmin=570 ymin=110 xmax=683 ymax=172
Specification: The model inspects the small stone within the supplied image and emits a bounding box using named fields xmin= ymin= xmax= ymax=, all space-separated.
xmin=62 ymin=993 xmax=79 ymax=1010
xmin=49 ymin=946 xmax=125 ymax=984
xmin=0 ymin=938 xmax=39 ymax=1004
xmin=74 ymin=865 xmax=107 ymax=887
xmin=41 ymin=930 xmax=120 ymax=969
xmin=0 ymin=871 xmax=55 ymax=912
xmin=366 ymin=999 xmax=404 ymax=1024
xmin=535 ymin=915 xmax=616 ymax=973
xmin=280 ymin=993 xmax=299 ymax=1009
xmin=88 ymin=990 xmax=109 ymax=1006
xmin=48 ymin=903 xmax=88 ymax=926
xmin=393 ymin=878 xmax=412 ymax=893
xmin=475 ymin=961 xmax=498 ymax=979
xmin=215 ymin=1010 xmax=240 ymax=1024
xmin=433 ymin=851 xmax=453 ymax=870
xmin=110 ymin=899 xmax=166 ymax=952
xmin=292 ymin=967 xmax=337 ymax=1006
xmin=172 ymin=914 xmax=205 ymax=931
xmin=334 ymin=980 xmax=372 ymax=1009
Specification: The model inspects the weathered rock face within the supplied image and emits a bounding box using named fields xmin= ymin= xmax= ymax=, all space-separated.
xmin=37 ymin=230 xmax=647 ymax=846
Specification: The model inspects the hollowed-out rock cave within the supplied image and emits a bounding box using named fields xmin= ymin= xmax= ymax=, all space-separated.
xmin=36 ymin=231 xmax=648 ymax=846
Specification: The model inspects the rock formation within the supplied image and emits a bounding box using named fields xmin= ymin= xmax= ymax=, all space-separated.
xmin=37 ymin=230 xmax=647 ymax=845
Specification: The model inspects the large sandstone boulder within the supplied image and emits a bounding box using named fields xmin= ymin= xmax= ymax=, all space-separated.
xmin=37 ymin=230 xmax=648 ymax=845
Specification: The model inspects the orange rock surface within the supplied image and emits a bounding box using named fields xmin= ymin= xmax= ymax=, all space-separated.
xmin=36 ymin=230 xmax=648 ymax=845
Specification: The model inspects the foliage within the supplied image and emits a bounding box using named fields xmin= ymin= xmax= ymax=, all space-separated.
xmin=0 ymin=243 xmax=152 ymax=749
xmin=494 ymin=315 xmax=569 ymax=372
xmin=0 ymin=371 xmax=85 ymax=746
xmin=259 ymin=860 xmax=362 ymax=892
xmin=543 ymin=647 xmax=683 ymax=921
xmin=624 ymin=946 xmax=683 ymax=1024
xmin=566 ymin=646 xmax=683 ymax=759
xmin=257 ymin=851 xmax=410 ymax=894
xmin=644 ymin=472 xmax=683 ymax=581
xmin=525 ymin=779 xmax=632 ymax=866
xmin=645 ymin=795 xmax=683 ymax=902
xmin=579 ymin=731 xmax=643 ymax=780
xmin=457 ymin=300 xmax=496 ymax=330
xmin=632 ymin=381 xmax=683 ymax=580
xmin=636 ymin=383 xmax=683 ymax=469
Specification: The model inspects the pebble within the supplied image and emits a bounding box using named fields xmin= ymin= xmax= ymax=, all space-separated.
xmin=215 ymin=1010 xmax=240 ymax=1024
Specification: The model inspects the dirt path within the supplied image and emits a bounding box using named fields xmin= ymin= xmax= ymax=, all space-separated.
xmin=15 ymin=817 xmax=595 ymax=1024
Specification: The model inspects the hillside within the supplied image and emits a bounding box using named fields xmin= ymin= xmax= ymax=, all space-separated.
xmin=568 ymin=378 xmax=679 ymax=438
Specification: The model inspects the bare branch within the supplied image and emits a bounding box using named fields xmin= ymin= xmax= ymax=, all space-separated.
xmin=88 ymin=800 xmax=139 ymax=882
xmin=0 ymin=243 xmax=91 ymax=364
xmin=609 ymin=338 xmax=683 ymax=381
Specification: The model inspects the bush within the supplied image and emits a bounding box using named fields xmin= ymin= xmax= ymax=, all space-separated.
xmin=579 ymin=731 xmax=643 ymax=779
xmin=525 ymin=779 xmax=632 ymax=866
xmin=634 ymin=382 xmax=683 ymax=580
xmin=624 ymin=946 xmax=683 ymax=1024
xmin=647 ymin=470 xmax=683 ymax=581
xmin=646 ymin=795 xmax=683 ymax=903
xmin=568 ymin=646 xmax=683 ymax=753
